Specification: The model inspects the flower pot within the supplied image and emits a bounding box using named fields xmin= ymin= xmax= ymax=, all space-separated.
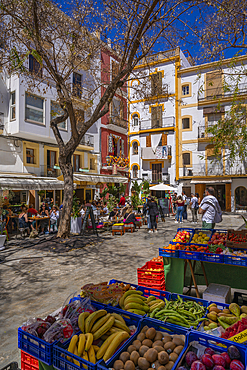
xmin=70 ymin=217 xmax=82 ymax=234
xmin=0 ymin=234 xmax=6 ymax=249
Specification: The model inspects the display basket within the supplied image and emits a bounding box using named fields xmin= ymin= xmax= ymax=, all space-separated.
xmin=190 ymin=228 xmax=213 ymax=245
xmin=227 ymin=229 xmax=247 ymax=249
xmin=171 ymin=293 xmax=208 ymax=308
xmin=201 ymin=252 xmax=224 ymax=263
xmin=159 ymin=247 xmax=179 ymax=258
xmin=224 ymin=254 xmax=247 ymax=266
xmin=176 ymin=330 xmax=246 ymax=369
xmin=18 ymin=327 xmax=55 ymax=365
xmin=53 ymin=306 xmax=141 ymax=370
xmin=137 ymin=261 xmax=164 ymax=282
xmin=108 ymin=279 xmax=139 ymax=290
xmin=209 ymin=229 xmax=228 ymax=245
xmin=0 ymin=363 xmax=19 ymax=370
xmin=97 ymin=318 xmax=188 ymax=370
xmin=138 ymin=279 xmax=166 ymax=291
xmin=137 ymin=285 xmax=170 ymax=300
xmin=21 ymin=351 xmax=39 ymax=370
xmin=172 ymin=228 xmax=194 ymax=243
xmin=179 ymin=249 xmax=202 ymax=261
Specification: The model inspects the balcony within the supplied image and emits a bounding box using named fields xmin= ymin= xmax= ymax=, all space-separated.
xmin=102 ymin=155 xmax=129 ymax=171
xmin=80 ymin=133 xmax=94 ymax=147
xmin=140 ymin=116 xmax=175 ymax=131
xmin=72 ymin=87 xmax=93 ymax=109
xmin=225 ymin=160 xmax=247 ymax=176
xmin=142 ymin=145 xmax=172 ymax=160
xmin=183 ymin=163 xmax=224 ymax=177
xmin=40 ymin=165 xmax=61 ymax=178
xmin=198 ymin=83 xmax=247 ymax=102
xmin=145 ymin=84 xmax=169 ymax=99
xmin=198 ymin=126 xmax=214 ymax=140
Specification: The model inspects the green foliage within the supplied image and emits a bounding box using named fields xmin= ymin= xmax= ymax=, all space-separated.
xmin=101 ymin=184 xmax=119 ymax=198
xmin=71 ymin=192 xmax=80 ymax=219
xmin=131 ymin=180 xmax=142 ymax=194
xmin=107 ymin=195 xmax=118 ymax=212
xmin=131 ymin=194 xmax=142 ymax=210
xmin=141 ymin=180 xmax=150 ymax=197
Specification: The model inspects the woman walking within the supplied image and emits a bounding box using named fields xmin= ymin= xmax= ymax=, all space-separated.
xmin=148 ymin=197 xmax=159 ymax=233
xmin=175 ymin=196 xmax=185 ymax=224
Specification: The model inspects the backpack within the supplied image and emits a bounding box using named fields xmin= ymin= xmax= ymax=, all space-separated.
xmin=195 ymin=201 xmax=199 ymax=210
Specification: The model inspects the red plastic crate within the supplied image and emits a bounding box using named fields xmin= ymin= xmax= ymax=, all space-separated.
xmin=21 ymin=351 xmax=39 ymax=370
xmin=137 ymin=261 xmax=164 ymax=283
xmin=138 ymin=278 xmax=166 ymax=291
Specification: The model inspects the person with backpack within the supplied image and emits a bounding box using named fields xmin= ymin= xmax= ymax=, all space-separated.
xmin=190 ymin=193 xmax=199 ymax=224
xmin=199 ymin=187 xmax=222 ymax=229
xmin=182 ymin=191 xmax=188 ymax=220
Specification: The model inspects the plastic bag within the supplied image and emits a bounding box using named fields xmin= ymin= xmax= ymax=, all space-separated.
xmin=22 ymin=316 xmax=56 ymax=339
xmin=43 ymin=318 xmax=74 ymax=343
xmin=81 ymin=283 xmax=125 ymax=306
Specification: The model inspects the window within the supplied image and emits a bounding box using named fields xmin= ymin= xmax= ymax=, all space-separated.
xmin=235 ymin=186 xmax=247 ymax=210
xmin=206 ymin=71 xmax=222 ymax=98
xmin=152 ymin=163 xmax=162 ymax=183
xmin=51 ymin=101 xmax=66 ymax=130
xmin=112 ymin=97 xmax=123 ymax=118
xmin=183 ymin=153 xmax=191 ymax=166
xmin=47 ymin=150 xmax=57 ymax=176
xmin=207 ymin=113 xmax=221 ymax=127
xmin=151 ymin=106 xmax=162 ymax=128
xmin=133 ymin=165 xmax=138 ymax=178
xmin=73 ymin=154 xmax=80 ymax=172
xmin=112 ymin=60 xmax=119 ymax=80
xmin=151 ymin=72 xmax=162 ymax=96
xmin=132 ymin=114 xmax=139 ymax=126
xmin=73 ymin=72 xmax=82 ymax=98
xmin=182 ymin=117 xmax=190 ymax=130
xmin=146 ymin=134 xmax=151 ymax=147
xmin=26 ymin=148 xmax=35 ymax=164
xmin=182 ymin=84 xmax=190 ymax=96
xmin=29 ymin=55 xmax=42 ymax=77
xmin=25 ymin=93 xmax=44 ymax=124
xmin=133 ymin=142 xmax=138 ymax=155
xmin=10 ymin=91 xmax=16 ymax=120
xmin=90 ymin=158 xmax=95 ymax=170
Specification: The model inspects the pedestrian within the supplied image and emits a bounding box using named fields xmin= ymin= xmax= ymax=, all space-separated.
xmin=143 ymin=195 xmax=151 ymax=232
xmin=190 ymin=193 xmax=199 ymax=224
xmin=39 ymin=204 xmax=49 ymax=235
xmin=175 ymin=196 xmax=185 ymax=224
xmin=182 ymin=191 xmax=188 ymax=220
xmin=148 ymin=197 xmax=159 ymax=233
xmin=199 ymin=187 xmax=222 ymax=229
xmin=172 ymin=192 xmax=178 ymax=218
xmin=195 ymin=193 xmax=201 ymax=205
xmin=50 ymin=205 xmax=59 ymax=233
xmin=119 ymin=193 xmax=126 ymax=207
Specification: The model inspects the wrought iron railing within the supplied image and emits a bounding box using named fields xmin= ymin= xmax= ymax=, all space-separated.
xmin=140 ymin=116 xmax=175 ymax=130
xmin=198 ymin=126 xmax=214 ymax=139
xmin=198 ymin=83 xmax=247 ymax=101
xmin=80 ymin=133 xmax=94 ymax=147
xmin=108 ymin=115 xmax=127 ymax=129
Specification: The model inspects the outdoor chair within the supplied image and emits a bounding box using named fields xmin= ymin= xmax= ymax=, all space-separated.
xmin=124 ymin=223 xmax=135 ymax=233
xmin=112 ymin=223 xmax=125 ymax=236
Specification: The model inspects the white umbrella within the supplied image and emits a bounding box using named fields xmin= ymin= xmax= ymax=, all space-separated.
xmin=150 ymin=183 xmax=177 ymax=191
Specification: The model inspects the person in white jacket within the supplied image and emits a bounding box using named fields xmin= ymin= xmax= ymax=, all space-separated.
xmin=50 ymin=205 xmax=59 ymax=232
xmin=199 ymin=187 xmax=222 ymax=229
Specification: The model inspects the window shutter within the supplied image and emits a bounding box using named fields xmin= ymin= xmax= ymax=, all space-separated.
xmin=151 ymin=106 xmax=157 ymax=128
xmin=146 ymin=134 xmax=151 ymax=147
xmin=157 ymin=72 xmax=162 ymax=94
xmin=162 ymin=133 xmax=167 ymax=145
xmin=112 ymin=61 xmax=119 ymax=80
xmin=157 ymin=106 xmax=162 ymax=128
xmin=151 ymin=74 xmax=157 ymax=96
xmin=108 ymin=134 xmax=113 ymax=154
xmin=206 ymin=71 xmax=222 ymax=97
xmin=120 ymin=99 xmax=124 ymax=119
xmin=121 ymin=139 xmax=124 ymax=155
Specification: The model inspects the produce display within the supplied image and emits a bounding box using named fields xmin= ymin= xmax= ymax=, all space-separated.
xmin=178 ymin=344 xmax=244 ymax=370
xmin=173 ymin=230 xmax=191 ymax=243
xmin=191 ymin=232 xmax=210 ymax=245
xmin=119 ymin=290 xmax=162 ymax=316
xmin=65 ymin=309 xmax=135 ymax=364
xmin=112 ymin=325 xmax=185 ymax=370
xmin=151 ymin=256 xmax=164 ymax=263
xmin=221 ymin=316 xmax=247 ymax=339
xmin=147 ymin=295 xmax=206 ymax=329
xmin=208 ymin=232 xmax=227 ymax=247
xmin=228 ymin=231 xmax=247 ymax=244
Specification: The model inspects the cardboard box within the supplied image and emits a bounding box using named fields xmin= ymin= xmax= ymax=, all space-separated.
xmin=203 ymin=283 xmax=231 ymax=304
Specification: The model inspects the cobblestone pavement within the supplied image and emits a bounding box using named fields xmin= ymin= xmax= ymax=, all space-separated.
xmin=0 ymin=213 xmax=245 ymax=367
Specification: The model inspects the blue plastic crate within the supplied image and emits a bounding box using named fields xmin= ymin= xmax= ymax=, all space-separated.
xmin=98 ymin=318 xmax=188 ymax=370
xmin=171 ymin=293 xmax=208 ymax=308
xmin=18 ymin=327 xmax=55 ymax=365
xmin=224 ymin=254 xmax=247 ymax=266
xmin=201 ymin=251 xmax=224 ymax=263
xmin=159 ymin=247 xmax=179 ymax=258
xmin=137 ymin=285 xmax=171 ymax=300
xmin=172 ymin=228 xmax=194 ymax=243
xmin=108 ymin=279 xmax=139 ymax=289
xmin=53 ymin=304 xmax=142 ymax=370
xmin=179 ymin=249 xmax=202 ymax=261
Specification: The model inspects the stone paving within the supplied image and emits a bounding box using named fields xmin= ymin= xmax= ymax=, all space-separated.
xmin=0 ymin=213 xmax=245 ymax=367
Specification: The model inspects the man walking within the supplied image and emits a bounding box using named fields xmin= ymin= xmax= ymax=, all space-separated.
xmin=199 ymin=187 xmax=222 ymax=229
xmin=182 ymin=191 xmax=188 ymax=220
xmin=190 ymin=193 xmax=198 ymax=224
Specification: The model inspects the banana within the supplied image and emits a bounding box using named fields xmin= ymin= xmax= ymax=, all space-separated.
xmin=150 ymin=301 xmax=165 ymax=312
xmin=85 ymin=333 xmax=93 ymax=352
xmin=128 ymin=309 xmax=146 ymax=316
xmin=88 ymin=345 xmax=96 ymax=364
xmin=78 ymin=333 xmax=86 ymax=357
xmin=124 ymin=296 xmax=146 ymax=306
xmin=91 ymin=313 xmax=111 ymax=334
xmin=93 ymin=345 xmax=99 ymax=353
xmin=146 ymin=295 xmax=157 ymax=303
xmin=67 ymin=335 xmax=78 ymax=361
xmin=103 ymin=331 xmax=130 ymax=362
xmin=96 ymin=332 xmax=119 ymax=360
xmin=114 ymin=319 xmax=130 ymax=334
xmin=101 ymin=334 xmax=110 ymax=341
xmin=119 ymin=294 xmax=125 ymax=309
xmin=73 ymin=345 xmax=80 ymax=366
xmin=82 ymin=350 xmax=89 ymax=369
xmin=93 ymin=315 xmax=115 ymax=340
xmin=125 ymin=302 xmax=150 ymax=312
xmin=148 ymin=299 xmax=164 ymax=306
xmin=85 ymin=310 xmax=107 ymax=333
xmin=111 ymin=312 xmax=126 ymax=325
xmin=78 ymin=312 xmax=90 ymax=333
xmin=122 ymin=290 xmax=143 ymax=301
xmin=108 ymin=327 xmax=123 ymax=334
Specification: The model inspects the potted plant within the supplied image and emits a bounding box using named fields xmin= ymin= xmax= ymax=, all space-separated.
xmin=70 ymin=192 xmax=82 ymax=234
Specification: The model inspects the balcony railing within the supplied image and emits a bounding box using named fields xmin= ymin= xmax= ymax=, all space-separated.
xmin=198 ymin=83 xmax=247 ymax=102
xmin=140 ymin=116 xmax=175 ymax=130
xmin=145 ymin=84 xmax=169 ymax=99
xmin=198 ymin=126 xmax=214 ymax=139
xmin=225 ymin=160 xmax=247 ymax=175
xmin=40 ymin=165 xmax=61 ymax=178
xmin=142 ymin=145 xmax=172 ymax=160
xmin=183 ymin=163 xmax=224 ymax=177
xmin=108 ymin=115 xmax=127 ymax=129
xmin=80 ymin=133 xmax=94 ymax=147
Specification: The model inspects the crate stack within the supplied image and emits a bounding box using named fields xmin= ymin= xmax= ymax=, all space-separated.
xmin=137 ymin=259 xmax=165 ymax=290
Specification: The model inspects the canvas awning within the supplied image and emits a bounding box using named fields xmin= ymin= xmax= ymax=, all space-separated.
xmin=190 ymin=179 xmax=232 ymax=184
xmin=73 ymin=173 xmax=128 ymax=184
xmin=0 ymin=175 xmax=65 ymax=190
xmin=150 ymin=183 xmax=177 ymax=191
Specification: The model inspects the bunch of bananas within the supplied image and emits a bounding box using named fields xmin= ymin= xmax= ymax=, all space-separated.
xmin=66 ymin=309 xmax=131 ymax=366
xmin=119 ymin=290 xmax=164 ymax=316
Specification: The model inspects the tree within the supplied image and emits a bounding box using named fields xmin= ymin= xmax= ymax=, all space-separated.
xmin=0 ymin=0 xmax=208 ymax=237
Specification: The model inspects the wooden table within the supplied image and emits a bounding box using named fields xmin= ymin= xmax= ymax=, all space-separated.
xmin=29 ymin=216 xmax=50 ymax=231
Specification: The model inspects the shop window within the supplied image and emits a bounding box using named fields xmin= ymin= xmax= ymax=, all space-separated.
xmin=182 ymin=84 xmax=190 ymax=96
xmin=29 ymin=54 xmax=42 ymax=77
xmin=51 ymin=101 xmax=67 ymax=130
xmin=73 ymin=154 xmax=80 ymax=172
xmin=10 ymin=91 xmax=16 ymax=120
xmin=183 ymin=152 xmax=191 ymax=166
xmin=73 ymin=72 xmax=82 ymax=98
xmin=133 ymin=141 xmax=138 ymax=155
xmin=25 ymin=93 xmax=44 ymax=124
xmin=133 ymin=165 xmax=138 ymax=178
xmin=132 ymin=114 xmax=139 ymax=126
xmin=26 ymin=148 xmax=35 ymax=164
xmin=86 ymin=189 xmax=91 ymax=202
xmin=235 ymin=186 xmax=247 ymax=210
xmin=182 ymin=117 xmax=191 ymax=130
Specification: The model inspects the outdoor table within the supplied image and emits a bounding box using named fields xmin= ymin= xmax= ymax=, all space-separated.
xmin=29 ymin=216 xmax=50 ymax=231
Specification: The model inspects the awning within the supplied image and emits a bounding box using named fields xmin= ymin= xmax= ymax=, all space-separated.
xmin=0 ymin=175 xmax=65 ymax=190
xmin=73 ymin=173 xmax=128 ymax=184
xmin=190 ymin=179 xmax=232 ymax=184
xmin=150 ymin=183 xmax=177 ymax=191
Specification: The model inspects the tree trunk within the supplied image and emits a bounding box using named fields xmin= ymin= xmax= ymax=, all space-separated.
xmin=57 ymin=156 xmax=73 ymax=238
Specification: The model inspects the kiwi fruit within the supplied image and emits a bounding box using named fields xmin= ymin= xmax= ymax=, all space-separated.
xmin=132 ymin=340 xmax=142 ymax=351
xmin=130 ymin=351 xmax=140 ymax=365
xmin=124 ymin=360 xmax=135 ymax=370
xmin=162 ymin=336 xmax=172 ymax=344
xmin=145 ymin=348 xmax=158 ymax=363
xmin=153 ymin=360 xmax=161 ymax=369
xmin=153 ymin=346 xmax=164 ymax=353
xmin=119 ymin=352 xmax=130 ymax=363
xmin=173 ymin=345 xmax=184 ymax=355
xmin=164 ymin=342 xmax=176 ymax=352
xmin=142 ymin=339 xmax=153 ymax=348
xmin=127 ymin=345 xmax=137 ymax=354
xmin=172 ymin=337 xmax=185 ymax=347
xmin=158 ymin=351 xmax=169 ymax=365
xmin=137 ymin=333 xmax=146 ymax=342
xmin=158 ymin=367 xmax=166 ymax=370
xmin=154 ymin=332 xmax=163 ymax=341
xmin=169 ymin=353 xmax=178 ymax=363
xmin=114 ymin=360 xmax=124 ymax=370
xmin=139 ymin=345 xmax=149 ymax=357
xmin=152 ymin=340 xmax=164 ymax=348
xmin=145 ymin=328 xmax=156 ymax=340
xmin=138 ymin=357 xmax=150 ymax=370
xmin=164 ymin=361 xmax=174 ymax=370
xmin=141 ymin=325 xmax=149 ymax=334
